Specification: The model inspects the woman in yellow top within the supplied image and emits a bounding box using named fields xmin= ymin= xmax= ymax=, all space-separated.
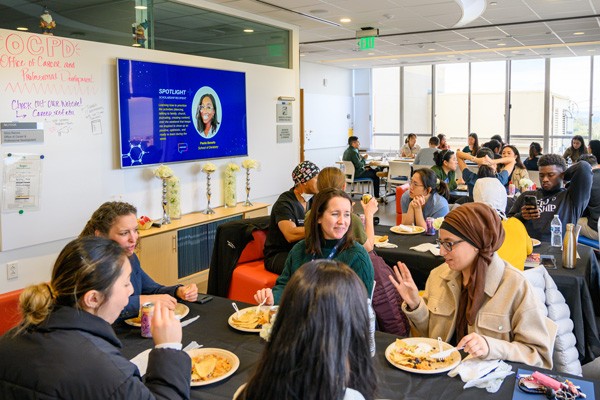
xmin=473 ymin=178 xmax=533 ymax=270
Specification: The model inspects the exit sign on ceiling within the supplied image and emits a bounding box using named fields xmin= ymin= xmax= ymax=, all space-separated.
xmin=359 ymin=37 xmax=375 ymax=50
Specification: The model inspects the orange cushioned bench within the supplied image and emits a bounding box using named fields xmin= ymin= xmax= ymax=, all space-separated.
xmin=0 ymin=288 xmax=24 ymax=336
xmin=227 ymin=230 xmax=279 ymax=304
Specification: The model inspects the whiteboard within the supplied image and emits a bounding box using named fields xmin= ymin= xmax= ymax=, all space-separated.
xmin=0 ymin=29 xmax=298 ymax=251
xmin=303 ymin=92 xmax=352 ymax=150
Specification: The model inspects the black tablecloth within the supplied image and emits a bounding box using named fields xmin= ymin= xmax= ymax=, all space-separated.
xmin=373 ymin=225 xmax=600 ymax=363
xmin=116 ymin=297 xmax=599 ymax=399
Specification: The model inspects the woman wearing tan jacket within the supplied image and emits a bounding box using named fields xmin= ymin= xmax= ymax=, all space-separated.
xmin=390 ymin=203 xmax=556 ymax=368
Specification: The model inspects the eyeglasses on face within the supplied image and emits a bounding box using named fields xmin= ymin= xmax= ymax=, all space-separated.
xmin=436 ymin=239 xmax=465 ymax=252
xmin=200 ymin=106 xmax=214 ymax=111
xmin=409 ymin=179 xmax=424 ymax=187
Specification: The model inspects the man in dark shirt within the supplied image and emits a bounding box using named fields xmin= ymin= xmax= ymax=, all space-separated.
xmin=508 ymin=154 xmax=592 ymax=241
xmin=577 ymin=154 xmax=600 ymax=240
xmin=342 ymin=136 xmax=382 ymax=200
xmin=263 ymin=160 xmax=319 ymax=274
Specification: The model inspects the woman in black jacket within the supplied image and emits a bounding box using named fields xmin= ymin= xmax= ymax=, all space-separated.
xmin=0 ymin=236 xmax=191 ymax=400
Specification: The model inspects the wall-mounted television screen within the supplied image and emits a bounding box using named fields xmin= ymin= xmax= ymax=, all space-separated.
xmin=117 ymin=58 xmax=248 ymax=168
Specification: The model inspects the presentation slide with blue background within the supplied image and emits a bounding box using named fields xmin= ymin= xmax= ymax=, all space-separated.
xmin=117 ymin=58 xmax=248 ymax=168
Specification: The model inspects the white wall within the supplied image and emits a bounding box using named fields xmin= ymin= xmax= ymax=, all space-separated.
xmin=0 ymin=15 xmax=300 ymax=294
xmin=300 ymin=61 xmax=353 ymax=169
xmin=353 ymin=69 xmax=371 ymax=148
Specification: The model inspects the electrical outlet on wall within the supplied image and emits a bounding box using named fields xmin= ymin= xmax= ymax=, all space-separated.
xmin=7 ymin=262 xmax=18 ymax=280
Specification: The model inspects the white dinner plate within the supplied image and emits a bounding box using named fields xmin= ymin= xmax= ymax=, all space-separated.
xmin=390 ymin=225 xmax=425 ymax=235
xmin=228 ymin=306 xmax=272 ymax=333
xmin=125 ymin=303 xmax=189 ymax=327
xmin=385 ymin=338 xmax=461 ymax=374
xmin=187 ymin=348 xmax=239 ymax=386
xmin=532 ymin=239 xmax=541 ymax=247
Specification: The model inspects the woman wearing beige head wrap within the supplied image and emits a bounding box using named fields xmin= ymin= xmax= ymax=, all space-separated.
xmin=390 ymin=203 xmax=556 ymax=368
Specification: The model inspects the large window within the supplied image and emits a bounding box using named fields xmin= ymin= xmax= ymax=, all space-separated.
xmin=510 ymin=59 xmax=545 ymax=154
xmin=594 ymin=56 xmax=600 ymax=139
xmin=435 ymin=63 xmax=469 ymax=147
xmin=372 ymin=68 xmax=400 ymax=150
xmin=403 ymin=65 xmax=432 ymax=143
xmin=550 ymin=57 xmax=591 ymax=154
xmin=470 ymin=61 xmax=506 ymax=142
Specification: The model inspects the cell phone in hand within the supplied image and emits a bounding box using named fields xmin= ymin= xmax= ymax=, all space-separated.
xmin=540 ymin=255 xmax=557 ymax=269
xmin=196 ymin=295 xmax=213 ymax=304
xmin=525 ymin=195 xmax=537 ymax=208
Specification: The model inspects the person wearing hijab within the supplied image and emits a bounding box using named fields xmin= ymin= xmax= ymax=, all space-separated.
xmin=389 ymin=203 xmax=556 ymax=368
xmin=473 ymin=178 xmax=533 ymax=270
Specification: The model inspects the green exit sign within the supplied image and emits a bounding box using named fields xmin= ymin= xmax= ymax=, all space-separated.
xmin=359 ymin=37 xmax=375 ymax=50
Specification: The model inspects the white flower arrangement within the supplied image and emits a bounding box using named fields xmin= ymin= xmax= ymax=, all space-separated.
xmin=242 ymin=159 xmax=259 ymax=170
xmin=519 ymin=178 xmax=534 ymax=189
xmin=167 ymin=176 xmax=181 ymax=218
xmin=226 ymin=163 xmax=241 ymax=173
xmin=432 ymin=217 xmax=444 ymax=230
xmin=202 ymin=162 xmax=217 ymax=173
xmin=153 ymin=164 xmax=174 ymax=178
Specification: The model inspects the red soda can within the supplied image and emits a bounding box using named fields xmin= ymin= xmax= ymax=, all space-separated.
xmin=141 ymin=302 xmax=154 ymax=338
xmin=426 ymin=217 xmax=435 ymax=236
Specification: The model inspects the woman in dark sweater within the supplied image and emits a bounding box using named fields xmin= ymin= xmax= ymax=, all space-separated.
xmin=255 ymin=188 xmax=374 ymax=305
xmin=0 ymin=237 xmax=190 ymax=399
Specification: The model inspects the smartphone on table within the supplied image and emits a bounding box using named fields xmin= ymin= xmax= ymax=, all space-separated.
xmin=540 ymin=255 xmax=557 ymax=269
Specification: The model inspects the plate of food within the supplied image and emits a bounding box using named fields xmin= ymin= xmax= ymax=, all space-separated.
xmin=531 ymin=238 xmax=541 ymax=247
xmin=456 ymin=184 xmax=468 ymax=192
xmin=390 ymin=225 xmax=425 ymax=235
xmin=228 ymin=306 xmax=275 ymax=333
xmin=187 ymin=348 xmax=239 ymax=386
xmin=385 ymin=338 xmax=461 ymax=374
xmin=374 ymin=235 xmax=389 ymax=244
xmin=125 ymin=303 xmax=189 ymax=327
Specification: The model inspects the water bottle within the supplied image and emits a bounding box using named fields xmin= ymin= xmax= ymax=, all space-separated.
xmin=567 ymin=157 xmax=572 ymax=168
xmin=367 ymin=299 xmax=376 ymax=357
xmin=551 ymin=215 xmax=562 ymax=247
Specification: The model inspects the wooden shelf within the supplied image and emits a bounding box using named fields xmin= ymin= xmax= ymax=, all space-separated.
xmin=138 ymin=203 xmax=269 ymax=239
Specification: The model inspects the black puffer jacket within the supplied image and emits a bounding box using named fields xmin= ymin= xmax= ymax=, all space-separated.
xmin=0 ymin=306 xmax=191 ymax=399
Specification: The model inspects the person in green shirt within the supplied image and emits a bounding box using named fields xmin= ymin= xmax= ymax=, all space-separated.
xmin=342 ymin=136 xmax=382 ymax=199
xmin=255 ymin=188 xmax=374 ymax=305
xmin=306 ymin=166 xmax=378 ymax=252
xmin=432 ymin=149 xmax=463 ymax=192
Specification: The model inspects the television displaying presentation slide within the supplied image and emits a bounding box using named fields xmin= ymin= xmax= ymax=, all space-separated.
xmin=117 ymin=58 xmax=248 ymax=167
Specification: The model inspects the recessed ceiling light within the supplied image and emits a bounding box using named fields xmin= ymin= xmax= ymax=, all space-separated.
xmin=244 ymin=29 xmax=254 ymax=33
xmin=16 ymin=27 xmax=28 ymax=31
xmin=135 ymin=5 xmax=148 ymax=10
xmin=428 ymin=48 xmax=436 ymax=51
xmin=368 ymin=52 xmax=375 ymax=55
xmin=497 ymin=43 xmax=506 ymax=46
xmin=589 ymin=49 xmax=596 ymax=52
xmin=512 ymin=50 xmax=519 ymax=53
xmin=447 ymin=54 xmax=455 ymax=57
xmin=300 ymin=53 xmax=306 ymax=56
xmin=574 ymin=32 xmax=585 ymax=35
xmin=352 ymin=64 xmax=357 ymax=67
xmin=340 ymin=18 xmax=351 ymax=23
xmin=490 ymin=1 xmax=497 ymax=5
xmin=310 ymin=9 xmax=328 ymax=15
xmin=391 ymin=58 xmax=397 ymax=61
xmin=132 ymin=43 xmax=141 ymax=47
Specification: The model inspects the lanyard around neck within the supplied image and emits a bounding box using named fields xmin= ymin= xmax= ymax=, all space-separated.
xmin=312 ymin=238 xmax=343 ymax=261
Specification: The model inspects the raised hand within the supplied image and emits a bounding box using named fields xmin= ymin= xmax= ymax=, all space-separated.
xmin=151 ymin=302 xmax=182 ymax=346
xmin=254 ymin=288 xmax=274 ymax=306
xmin=457 ymin=333 xmax=489 ymax=358
xmin=388 ymin=262 xmax=420 ymax=310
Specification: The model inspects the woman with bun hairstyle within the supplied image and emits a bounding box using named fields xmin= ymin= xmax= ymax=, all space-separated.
xmin=390 ymin=203 xmax=556 ymax=368
xmin=0 ymin=236 xmax=191 ymax=399
xmin=81 ymin=201 xmax=198 ymax=321
xmin=432 ymin=149 xmax=463 ymax=191
xmin=462 ymin=133 xmax=480 ymax=155
xmin=255 ymin=188 xmax=374 ymax=306
xmin=457 ymin=147 xmax=515 ymax=197
xmin=400 ymin=168 xmax=450 ymax=229
xmin=235 ymin=260 xmax=376 ymax=400
xmin=500 ymin=145 xmax=529 ymax=189
xmin=524 ymin=142 xmax=542 ymax=171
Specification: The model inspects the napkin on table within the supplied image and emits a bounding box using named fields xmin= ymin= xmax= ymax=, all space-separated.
xmin=396 ymin=224 xmax=416 ymax=233
xmin=448 ymin=358 xmax=513 ymax=393
xmin=410 ymin=243 xmax=440 ymax=256
xmin=375 ymin=242 xmax=398 ymax=248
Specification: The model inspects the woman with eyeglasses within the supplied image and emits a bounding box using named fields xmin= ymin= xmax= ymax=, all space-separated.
xmin=389 ymin=203 xmax=556 ymax=368
xmin=195 ymin=93 xmax=219 ymax=138
xmin=400 ymin=168 xmax=449 ymax=229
